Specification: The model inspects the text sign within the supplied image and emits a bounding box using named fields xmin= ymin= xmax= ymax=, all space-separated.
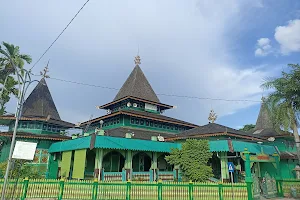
xmin=228 ymin=162 xmax=234 ymax=173
xmin=12 ymin=141 xmax=37 ymax=160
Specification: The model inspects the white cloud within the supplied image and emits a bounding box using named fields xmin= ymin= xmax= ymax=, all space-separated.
xmin=255 ymin=38 xmax=272 ymax=56
xmin=1 ymin=0 xmax=269 ymax=125
xmin=274 ymin=19 xmax=300 ymax=55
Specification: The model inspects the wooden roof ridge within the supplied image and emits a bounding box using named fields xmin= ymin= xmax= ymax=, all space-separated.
xmin=113 ymin=65 xmax=160 ymax=103
xmin=21 ymin=78 xmax=61 ymax=120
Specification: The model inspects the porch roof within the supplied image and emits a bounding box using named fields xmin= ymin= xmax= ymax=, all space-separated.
xmin=49 ymin=135 xmax=180 ymax=153
xmin=209 ymin=140 xmax=277 ymax=155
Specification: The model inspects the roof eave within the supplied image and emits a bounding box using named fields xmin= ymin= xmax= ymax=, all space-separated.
xmin=98 ymin=96 xmax=173 ymax=110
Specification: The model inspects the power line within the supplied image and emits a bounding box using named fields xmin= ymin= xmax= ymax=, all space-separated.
xmin=33 ymin=74 xmax=261 ymax=103
xmin=30 ymin=0 xmax=91 ymax=70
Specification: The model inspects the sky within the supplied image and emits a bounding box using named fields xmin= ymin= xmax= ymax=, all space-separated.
xmin=1 ymin=0 xmax=300 ymax=130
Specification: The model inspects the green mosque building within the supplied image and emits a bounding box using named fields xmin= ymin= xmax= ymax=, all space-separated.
xmin=0 ymin=55 xmax=298 ymax=183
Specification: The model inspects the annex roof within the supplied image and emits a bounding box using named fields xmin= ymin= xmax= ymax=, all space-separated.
xmin=166 ymin=123 xmax=263 ymax=141
xmin=22 ymin=78 xmax=61 ymax=120
xmin=48 ymin=135 xmax=180 ymax=153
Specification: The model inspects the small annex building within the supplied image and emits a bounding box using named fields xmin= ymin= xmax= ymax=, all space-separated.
xmin=0 ymin=78 xmax=74 ymax=176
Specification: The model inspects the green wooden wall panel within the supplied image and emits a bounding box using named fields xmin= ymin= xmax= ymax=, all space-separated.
xmin=61 ymin=151 xmax=72 ymax=178
xmin=48 ymin=154 xmax=59 ymax=179
xmin=72 ymin=149 xmax=87 ymax=179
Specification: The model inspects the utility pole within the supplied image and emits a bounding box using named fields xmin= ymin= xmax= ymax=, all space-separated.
xmin=0 ymin=59 xmax=39 ymax=200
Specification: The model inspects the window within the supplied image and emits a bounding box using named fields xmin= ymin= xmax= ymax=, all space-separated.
xmin=22 ymin=122 xmax=27 ymax=128
xmin=36 ymin=123 xmax=42 ymax=129
xmin=146 ymin=121 xmax=149 ymax=126
xmin=154 ymin=123 xmax=158 ymax=127
xmin=113 ymin=119 xmax=117 ymax=124
xmin=171 ymin=126 xmax=174 ymax=130
xmin=29 ymin=122 xmax=35 ymax=129
xmin=131 ymin=117 xmax=135 ymax=124
xmin=110 ymin=119 xmax=113 ymax=125
xmin=140 ymin=120 xmax=144 ymax=125
xmin=158 ymin=123 xmax=162 ymax=128
xmin=52 ymin=126 xmax=57 ymax=132
xmin=175 ymin=126 xmax=178 ymax=130
xmin=166 ymin=126 xmax=170 ymax=129
xmin=136 ymin=119 xmax=139 ymax=124
xmin=47 ymin=125 xmax=52 ymax=131
xmin=117 ymin=117 xmax=120 ymax=124
xmin=163 ymin=124 xmax=166 ymax=129
xmin=150 ymin=122 xmax=153 ymax=127
xmin=43 ymin=124 xmax=47 ymax=130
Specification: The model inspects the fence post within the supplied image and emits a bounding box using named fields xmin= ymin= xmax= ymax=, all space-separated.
xmin=189 ymin=181 xmax=194 ymax=200
xmin=92 ymin=179 xmax=98 ymax=200
xmin=126 ymin=180 xmax=131 ymax=200
xmin=20 ymin=177 xmax=29 ymax=200
xmin=274 ymin=153 xmax=283 ymax=197
xmin=244 ymin=149 xmax=253 ymax=200
xmin=158 ymin=179 xmax=162 ymax=200
xmin=58 ymin=178 xmax=65 ymax=200
xmin=218 ymin=183 xmax=223 ymax=200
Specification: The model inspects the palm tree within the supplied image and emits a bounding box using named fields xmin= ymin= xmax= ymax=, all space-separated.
xmin=0 ymin=42 xmax=32 ymax=114
xmin=261 ymin=64 xmax=300 ymax=161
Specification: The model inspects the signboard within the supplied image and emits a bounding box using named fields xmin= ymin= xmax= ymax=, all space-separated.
xmin=12 ymin=141 xmax=37 ymax=160
xmin=228 ymin=162 xmax=234 ymax=173
xmin=145 ymin=103 xmax=157 ymax=112
xmin=241 ymin=153 xmax=276 ymax=163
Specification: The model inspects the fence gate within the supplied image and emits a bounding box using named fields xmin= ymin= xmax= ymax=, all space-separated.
xmin=252 ymin=173 xmax=261 ymax=200
xmin=261 ymin=172 xmax=277 ymax=198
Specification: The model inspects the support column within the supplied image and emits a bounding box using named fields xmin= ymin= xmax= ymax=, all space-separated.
xmin=274 ymin=153 xmax=283 ymax=197
xmin=95 ymin=149 xmax=103 ymax=181
xmin=151 ymin=152 xmax=158 ymax=181
xmin=124 ymin=150 xmax=132 ymax=181
xmin=244 ymin=148 xmax=253 ymax=200
xmin=220 ymin=152 xmax=229 ymax=182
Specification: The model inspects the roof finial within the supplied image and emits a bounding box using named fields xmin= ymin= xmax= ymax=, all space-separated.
xmin=208 ymin=109 xmax=217 ymax=123
xmin=134 ymin=55 xmax=141 ymax=66
xmin=40 ymin=60 xmax=50 ymax=78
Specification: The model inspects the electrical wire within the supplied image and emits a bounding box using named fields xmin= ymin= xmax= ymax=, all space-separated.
xmin=32 ymin=74 xmax=261 ymax=103
xmin=30 ymin=0 xmax=91 ymax=70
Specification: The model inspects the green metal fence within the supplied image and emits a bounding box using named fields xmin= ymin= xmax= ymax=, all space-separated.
xmin=0 ymin=178 xmax=248 ymax=200
xmin=282 ymin=179 xmax=300 ymax=198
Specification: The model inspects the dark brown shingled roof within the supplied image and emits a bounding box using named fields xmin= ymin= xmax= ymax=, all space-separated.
xmin=22 ymin=78 xmax=61 ymax=120
xmin=252 ymin=101 xmax=292 ymax=138
xmin=114 ymin=65 xmax=160 ymax=103
xmin=80 ymin=109 xmax=198 ymax=128
xmin=166 ymin=123 xmax=263 ymax=141
xmin=255 ymin=101 xmax=273 ymax=130
xmin=0 ymin=131 xmax=70 ymax=141
xmin=103 ymin=127 xmax=175 ymax=140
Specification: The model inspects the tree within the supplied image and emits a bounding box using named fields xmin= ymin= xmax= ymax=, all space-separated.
xmin=0 ymin=42 xmax=32 ymax=115
xmin=165 ymin=139 xmax=213 ymax=182
xmin=239 ymin=124 xmax=255 ymax=132
xmin=261 ymin=63 xmax=300 ymax=161
xmin=0 ymin=160 xmax=42 ymax=179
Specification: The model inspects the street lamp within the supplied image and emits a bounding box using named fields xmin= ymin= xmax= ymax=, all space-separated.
xmin=0 ymin=56 xmax=39 ymax=200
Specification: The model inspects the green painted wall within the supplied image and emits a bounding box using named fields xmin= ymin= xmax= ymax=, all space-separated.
xmin=0 ymin=142 xmax=10 ymax=162
xmin=260 ymin=163 xmax=277 ymax=178
xmin=279 ymin=159 xmax=297 ymax=179
xmin=48 ymin=154 xmax=59 ymax=179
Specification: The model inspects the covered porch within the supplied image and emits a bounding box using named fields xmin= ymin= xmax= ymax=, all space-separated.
xmin=47 ymin=134 xmax=179 ymax=181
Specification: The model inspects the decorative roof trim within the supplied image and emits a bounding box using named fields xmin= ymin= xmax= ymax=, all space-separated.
xmin=80 ymin=110 xmax=197 ymax=128
xmin=98 ymin=96 xmax=173 ymax=109
xmin=0 ymin=132 xmax=70 ymax=141
xmin=165 ymin=132 xmax=263 ymax=141
xmin=0 ymin=115 xmax=74 ymax=128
